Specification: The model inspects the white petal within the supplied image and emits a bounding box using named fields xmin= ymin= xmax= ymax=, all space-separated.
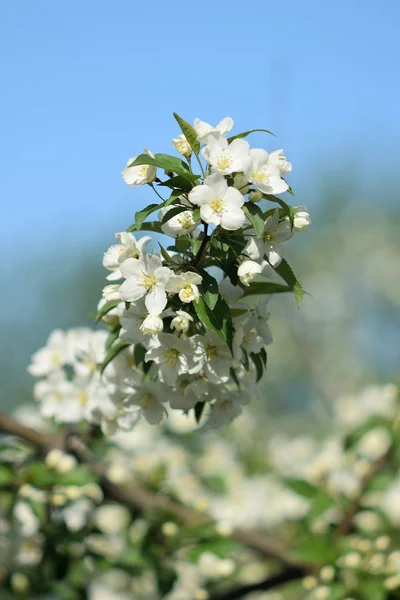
xmin=120 ymin=258 xmax=142 ymax=279
xmin=119 ymin=279 xmax=146 ymax=302
xmin=145 ymin=287 xmax=167 ymax=315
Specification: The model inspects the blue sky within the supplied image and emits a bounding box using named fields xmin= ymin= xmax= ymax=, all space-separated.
xmin=0 ymin=0 xmax=399 ymax=407
xmin=1 ymin=0 xmax=399 ymax=255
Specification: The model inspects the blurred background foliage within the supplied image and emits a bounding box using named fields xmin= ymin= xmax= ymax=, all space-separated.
xmin=3 ymin=173 xmax=399 ymax=424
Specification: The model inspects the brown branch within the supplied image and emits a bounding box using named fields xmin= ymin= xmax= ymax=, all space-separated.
xmin=0 ymin=411 xmax=302 ymax=567
xmin=208 ymin=566 xmax=305 ymax=600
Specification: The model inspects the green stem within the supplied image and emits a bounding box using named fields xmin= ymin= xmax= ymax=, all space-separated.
xmin=193 ymin=224 xmax=210 ymax=266
xmin=194 ymin=152 xmax=206 ymax=179
xmin=150 ymin=183 xmax=166 ymax=202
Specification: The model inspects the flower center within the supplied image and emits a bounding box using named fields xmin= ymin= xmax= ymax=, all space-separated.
xmin=138 ymin=165 xmax=148 ymax=177
xmin=205 ymin=344 xmax=219 ymax=361
xmin=263 ymin=233 xmax=275 ymax=243
xmin=139 ymin=392 xmax=153 ymax=408
xmin=164 ymin=348 xmax=180 ymax=365
xmin=78 ymin=392 xmax=88 ymax=405
xmin=216 ymin=154 xmax=231 ymax=170
xmin=209 ymin=198 xmax=225 ymax=215
xmin=51 ymin=353 xmax=62 ymax=366
xmin=143 ymin=274 xmax=157 ymax=290
xmin=178 ymin=213 xmax=194 ymax=229
xmin=181 ymin=285 xmax=194 ymax=299
xmin=253 ymin=168 xmax=268 ymax=183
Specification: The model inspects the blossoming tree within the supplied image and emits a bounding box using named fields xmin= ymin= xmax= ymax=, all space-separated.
xmin=1 ymin=114 xmax=399 ymax=600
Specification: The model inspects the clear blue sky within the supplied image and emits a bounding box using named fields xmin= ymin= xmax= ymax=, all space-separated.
xmin=1 ymin=0 xmax=399 ymax=254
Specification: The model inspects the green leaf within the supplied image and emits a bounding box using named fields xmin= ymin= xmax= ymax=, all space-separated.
xmin=250 ymin=351 xmax=264 ymax=382
xmin=290 ymin=537 xmax=339 ymax=564
xmin=135 ymin=202 xmax=162 ymax=230
xmin=100 ymin=341 xmax=130 ymax=375
xmin=227 ymin=128 xmax=274 ymax=143
xmin=198 ymin=269 xmax=219 ymax=310
xmin=194 ymin=295 xmax=233 ymax=351
xmin=133 ymin=344 xmax=146 ymax=367
xmin=158 ymin=243 xmax=176 ymax=264
xmin=194 ymin=401 xmax=206 ymax=423
xmin=160 ymin=205 xmax=188 ymax=224
xmin=126 ymin=220 xmax=163 ymax=234
xmin=0 ymin=465 xmax=13 ymax=486
xmin=129 ymin=153 xmax=198 ymax=180
xmin=274 ymin=259 xmax=304 ymax=307
xmin=259 ymin=347 xmax=267 ymax=367
xmin=192 ymin=207 xmax=201 ymax=222
xmin=106 ymin=328 xmax=121 ymax=350
xmin=243 ymin=203 xmax=265 ymax=239
xmin=262 ymin=193 xmax=294 ymax=226
xmin=175 ymin=236 xmax=191 ymax=253
xmin=96 ymin=300 xmax=119 ymax=323
xmin=359 ymin=580 xmax=386 ymax=600
xmin=158 ymin=175 xmax=195 ymax=192
xmin=173 ymin=112 xmax=200 ymax=155
xmin=285 ymin=479 xmax=319 ymax=498
xmin=241 ymin=281 xmax=292 ymax=297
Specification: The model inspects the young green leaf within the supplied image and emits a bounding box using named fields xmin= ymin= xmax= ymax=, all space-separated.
xmin=173 ymin=112 xmax=200 ymax=155
xmin=194 ymin=295 xmax=233 ymax=351
xmin=100 ymin=341 xmax=130 ymax=375
xmin=241 ymin=281 xmax=292 ymax=297
xmin=274 ymin=259 xmax=304 ymax=307
xmin=129 ymin=153 xmax=199 ymax=181
xmin=243 ymin=203 xmax=265 ymax=239
xmin=227 ymin=128 xmax=274 ymax=143
xmin=250 ymin=351 xmax=264 ymax=382
xmin=95 ymin=300 xmax=119 ymax=323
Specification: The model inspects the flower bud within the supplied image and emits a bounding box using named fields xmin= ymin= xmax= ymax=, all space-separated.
xmin=171 ymin=310 xmax=193 ymax=333
xmin=140 ymin=314 xmax=164 ymax=335
xmin=248 ymin=190 xmax=263 ymax=203
xmin=237 ymin=260 xmax=263 ymax=286
xmin=172 ymin=134 xmax=192 ymax=157
xmin=102 ymin=284 xmax=121 ymax=302
xmin=293 ymin=205 xmax=311 ymax=231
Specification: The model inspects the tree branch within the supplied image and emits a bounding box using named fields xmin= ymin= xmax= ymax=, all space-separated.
xmin=208 ymin=566 xmax=305 ymax=600
xmin=0 ymin=411 xmax=303 ymax=567
xmin=335 ymin=448 xmax=392 ymax=538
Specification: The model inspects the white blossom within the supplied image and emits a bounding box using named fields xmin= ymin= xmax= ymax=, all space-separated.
xmin=188 ymin=173 xmax=246 ymax=230
xmin=122 ymin=148 xmax=156 ymax=187
xmin=165 ymin=271 xmax=202 ymax=303
xmin=124 ymin=380 xmax=167 ymax=425
xmin=237 ymin=260 xmax=263 ymax=286
xmin=245 ymin=208 xmax=292 ymax=266
xmin=194 ymin=116 xmax=234 ymax=141
xmin=244 ymin=148 xmax=289 ymax=195
xmin=140 ymin=314 xmax=164 ymax=335
xmin=171 ymin=310 xmax=193 ymax=333
xmin=145 ymin=334 xmax=199 ymax=385
xmin=202 ymin=134 xmax=250 ymax=175
xmin=119 ymin=253 xmax=173 ymax=315
xmin=192 ymin=332 xmax=233 ymax=384
xmin=159 ymin=204 xmax=199 ymax=237
xmin=102 ymin=284 xmax=121 ymax=302
xmin=103 ymin=232 xmax=151 ymax=281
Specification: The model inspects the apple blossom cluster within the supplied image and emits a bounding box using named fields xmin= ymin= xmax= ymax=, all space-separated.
xmin=93 ymin=113 xmax=310 ymax=431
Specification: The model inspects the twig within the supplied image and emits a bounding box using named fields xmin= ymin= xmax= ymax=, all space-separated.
xmin=208 ymin=566 xmax=305 ymax=600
